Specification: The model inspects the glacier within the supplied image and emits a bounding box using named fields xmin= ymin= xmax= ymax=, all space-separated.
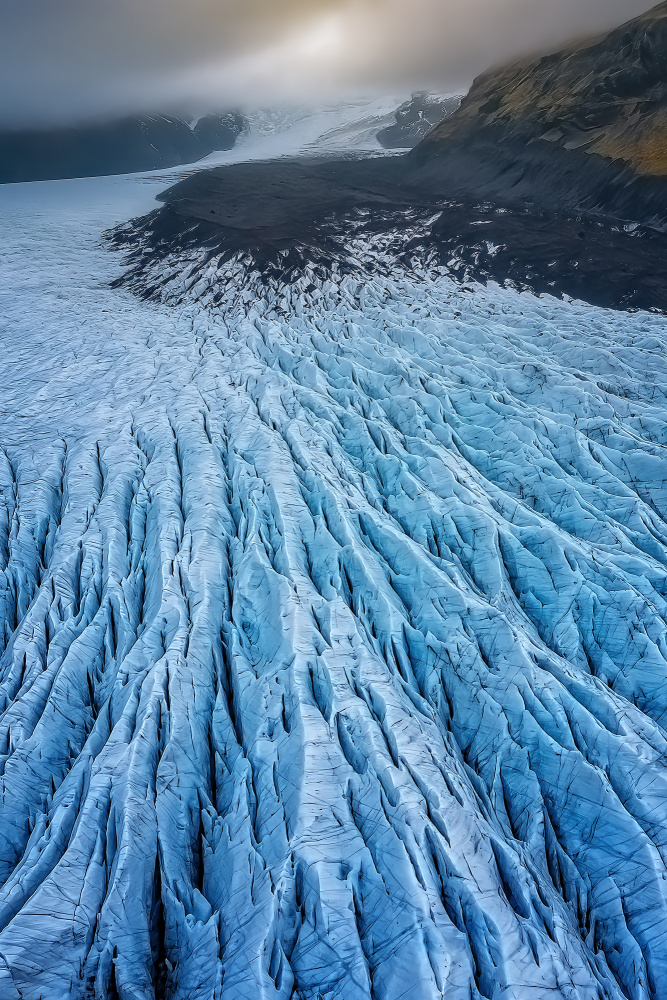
xmin=1 ymin=107 xmax=667 ymax=1000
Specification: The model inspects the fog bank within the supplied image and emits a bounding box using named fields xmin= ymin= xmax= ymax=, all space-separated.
xmin=0 ymin=0 xmax=654 ymax=127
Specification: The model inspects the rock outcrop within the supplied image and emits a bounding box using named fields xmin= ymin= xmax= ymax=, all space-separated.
xmin=377 ymin=92 xmax=461 ymax=148
xmin=193 ymin=112 xmax=248 ymax=152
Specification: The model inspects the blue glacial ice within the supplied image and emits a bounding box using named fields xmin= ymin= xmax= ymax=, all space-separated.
xmin=1 ymin=109 xmax=667 ymax=1000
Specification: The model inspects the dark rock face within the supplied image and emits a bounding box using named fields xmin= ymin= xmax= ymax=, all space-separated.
xmin=411 ymin=1 xmax=667 ymax=226
xmin=377 ymin=92 xmax=461 ymax=148
xmin=193 ymin=113 xmax=248 ymax=152
xmin=0 ymin=112 xmax=246 ymax=184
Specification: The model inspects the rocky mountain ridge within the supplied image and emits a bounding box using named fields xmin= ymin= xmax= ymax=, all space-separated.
xmin=423 ymin=2 xmax=667 ymax=176
xmin=411 ymin=0 xmax=667 ymax=226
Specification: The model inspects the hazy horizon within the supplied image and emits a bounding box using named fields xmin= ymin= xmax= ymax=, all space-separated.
xmin=0 ymin=0 xmax=656 ymax=129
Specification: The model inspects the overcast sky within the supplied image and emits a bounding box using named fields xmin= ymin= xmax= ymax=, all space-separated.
xmin=0 ymin=0 xmax=654 ymax=128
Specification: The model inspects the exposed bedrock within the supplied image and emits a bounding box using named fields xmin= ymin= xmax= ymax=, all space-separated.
xmin=376 ymin=92 xmax=461 ymax=149
xmin=410 ymin=0 xmax=667 ymax=227
xmin=193 ymin=113 xmax=248 ymax=153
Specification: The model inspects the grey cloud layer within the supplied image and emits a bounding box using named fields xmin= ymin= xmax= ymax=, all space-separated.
xmin=0 ymin=0 xmax=653 ymax=127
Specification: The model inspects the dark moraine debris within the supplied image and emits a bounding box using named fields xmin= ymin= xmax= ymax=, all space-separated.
xmin=426 ymin=203 xmax=667 ymax=312
xmin=111 ymin=157 xmax=667 ymax=312
xmin=108 ymin=157 xmax=437 ymax=293
xmin=147 ymin=157 xmax=425 ymax=238
xmin=111 ymin=1 xmax=667 ymax=311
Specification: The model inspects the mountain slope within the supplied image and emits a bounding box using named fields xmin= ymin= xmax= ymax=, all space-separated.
xmin=412 ymin=0 xmax=667 ymax=225
xmin=0 ymin=113 xmax=248 ymax=185
xmin=422 ymin=1 xmax=667 ymax=175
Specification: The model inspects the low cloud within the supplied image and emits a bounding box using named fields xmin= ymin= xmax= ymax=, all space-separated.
xmin=0 ymin=0 xmax=654 ymax=128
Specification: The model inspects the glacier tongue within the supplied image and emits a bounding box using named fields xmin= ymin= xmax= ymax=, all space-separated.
xmin=2 ymin=175 xmax=667 ymax=1000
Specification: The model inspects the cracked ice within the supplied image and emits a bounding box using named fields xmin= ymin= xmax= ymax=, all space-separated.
xmin=2 ymin=114 xmax=667 ymax=1000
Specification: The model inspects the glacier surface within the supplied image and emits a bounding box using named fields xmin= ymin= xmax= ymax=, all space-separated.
xmin=1 ymin=107 xmax=667 ymax=1000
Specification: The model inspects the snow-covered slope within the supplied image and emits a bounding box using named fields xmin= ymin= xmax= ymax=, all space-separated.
xmin=1 ymin=106 xmax=667 ymax=1000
